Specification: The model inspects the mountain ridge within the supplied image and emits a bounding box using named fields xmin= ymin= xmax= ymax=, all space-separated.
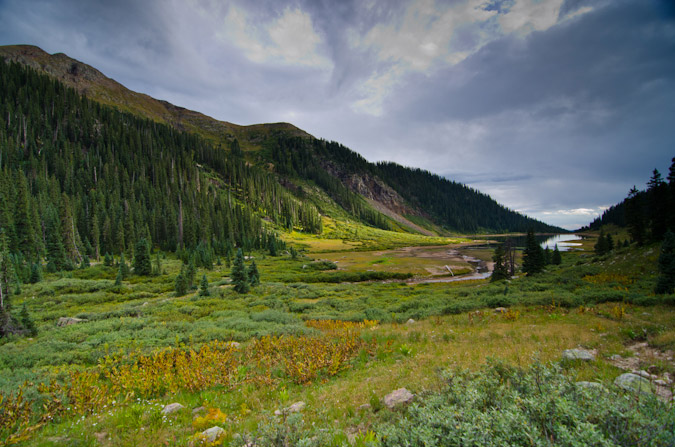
xmin=0 ymin=44 xmax=563 ymax=235
xmin=0 ymin=45 xmax=311 ymax=148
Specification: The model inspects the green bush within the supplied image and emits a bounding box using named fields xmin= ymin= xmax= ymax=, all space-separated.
xmin=377 ymin=361 xmax=675 ymax=447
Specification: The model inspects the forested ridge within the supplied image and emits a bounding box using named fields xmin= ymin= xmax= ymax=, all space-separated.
xmin=267 ymin=135 xmax=560 ymax=233
xmin=0 ymin=57 xmax=322 ymax=273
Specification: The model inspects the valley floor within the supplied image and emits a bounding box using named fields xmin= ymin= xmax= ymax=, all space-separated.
xmin=1 ymin=233 xmax=674 ymax=446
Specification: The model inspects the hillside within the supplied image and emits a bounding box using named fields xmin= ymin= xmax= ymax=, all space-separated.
xmin=0 ymin=44 xmax=561 ymax=236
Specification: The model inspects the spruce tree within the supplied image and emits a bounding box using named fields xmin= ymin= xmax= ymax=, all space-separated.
xmin=626 ymin=186 xmax=646 ymax=246
xmin=231 ymin=248 xmax=249 ymax=294
xmin=45 ymin=205 xmax=68 ymax=272
xmin=20 ymin=303 xmax=37 ymax=336
xmin=490 ymin=245 xmax=509 ymax=282
xmin=248 ymin=260 xmax=260 ymax=287
xmin=0 ymin=230 xmax=14 ymax=316
xmin=133 ymin=238 xmax=152 ymax=275
xmin=655 ymin=231 xmax=675 ymax=294
xmin=118 ymin=253 xmax=130 ymax=279
xmin=594 ymin=230 xmax=609 ymax=255
xmin=551 ymin=245 xmax=562 ymax=265
xmin=647 ymin=169 xmax=668 ymax=242
xmin=115 ymin=263 xmax=124 ymax=286
xmin=199 ymin=274 xmax=210 ymax=296
xmin=29 ymin=263 xmax=42 ymax=283
xmin=175 ymin=268 xmax=189 ymax=296
xmin=522 ymin=229 xmax=544 ymax=276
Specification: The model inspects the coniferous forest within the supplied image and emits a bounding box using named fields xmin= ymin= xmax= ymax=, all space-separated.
xmin=0 ymin=58 xmax=321 ymax=270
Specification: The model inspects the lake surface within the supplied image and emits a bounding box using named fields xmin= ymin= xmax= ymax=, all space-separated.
xmin=540 ymin=234 xmax=583 ymax=251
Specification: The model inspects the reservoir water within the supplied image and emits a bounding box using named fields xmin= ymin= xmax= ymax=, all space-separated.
xmin=540 ymin=234 xmax=583 ymax=251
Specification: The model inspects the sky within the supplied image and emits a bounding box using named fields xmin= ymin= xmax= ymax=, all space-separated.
xmin=1 ymin=0 xmax=674 ymax=230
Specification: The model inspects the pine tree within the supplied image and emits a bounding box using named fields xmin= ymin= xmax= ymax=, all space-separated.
xmin=655 ymin=231 xmax=675 ymax=294
xmin=231 ymin=248 xmax=249 ymax=294
xmin=199 ymin=274 xmax=210 ymax=296
xmin=104 ymin=252 xmax=114 ymax=267
xmin=115 ymin=263 xmax=124 ymax=286
xmin=522 ymin=229 xmax=544 ymax=276
xmin=29 ymin=263 xmax=42 ymax=283
xmin=20 ymin=303 xmax=37 ymax=336
xmin=551 ymin=245 xmax=562 ymax=265
xmin=153 ymin=252 xmax=162 ymax=276
xmin=0 ymin=230 xmax=14 ymax=315
xmin=594 ymin=230 xmax=609 ymax=255
xmin=543 ymin=247 xmax=551 ymax=265
xmin=118 ymin=253 xmax=130 ymax=279
xmin=175 ymin=268 xmax=189 ymax=296
xmin=647 ymin=169 xmax=668 ymax=242
xmin=625 ymin=186 xmax=646 ymax=246
xmin=185 ymin=256 xmax=196 ymax=289
xmin=133 ymin=238 xmax=152 ymax=275
xmin=248 ymin=260 xmax=260 ymax=287
xmin=490 ymin=245 xmax=509 ymax=282
xmin=45 ymin=205 xmax=68 ymax=272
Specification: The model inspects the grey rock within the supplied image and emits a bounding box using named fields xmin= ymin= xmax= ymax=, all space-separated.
xmin=576 ymin=381 xmax=606 ymax=391
xmin=202 ymin=426 xmax=225 ymax=443
xmin=161 ymin=403 xmax=185 ymax=415
xmin=406 ymin=318 xmax=416 ymax=325
xmin=635 ymin=370 xmax=657 ymax=380
xmin=655 ymin=379 xmax=668 ymax=386
xmin=358 ymin=403 xmax=371 ymax=411
xmin=275 ymin=401 xmax=306 ymax=415
xmin=383 ymin=388 xmax=414 ymax=409
xmin=192 ymin=406 xmax=207 ymax=416
xmin=562 ymin=348 xmax=595 ymax=361
xmin=494 ymin=307 xmax=507 ymax=313
xmin=614 ymin=373 xmax=654 ymax=395
xmin=57 ymin=317 xmax=85 ymax=327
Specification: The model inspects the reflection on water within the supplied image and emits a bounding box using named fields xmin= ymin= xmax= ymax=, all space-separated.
xmin=541 ymin=234 xmax=583 ymax=252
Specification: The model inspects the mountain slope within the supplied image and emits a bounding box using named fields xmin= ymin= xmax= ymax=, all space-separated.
xmin=0 ymin=45 xmax=310 ymax=149
xmin=0 ymin=44 xmax=562 ymax=235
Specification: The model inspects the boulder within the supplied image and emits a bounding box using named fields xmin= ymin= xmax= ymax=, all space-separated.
xmin=202 ymin=426 xmax=225 ymax=443
xmin=383 ymin=388 xmax=414 ymax=409
xmin=562 ymin=348 xmax=595 ymax=361
xmin=406 ymin=318 xmax=415 ymax=325
xmin=57 ymin=317 xmax=85 ymax=327
xmin=493 ymin=307 xmax=507 ymax=313
xmin=614 ymin=373 xmax=653 ymax=395
xmin=161 ymin=403 xmax=185 ymax=415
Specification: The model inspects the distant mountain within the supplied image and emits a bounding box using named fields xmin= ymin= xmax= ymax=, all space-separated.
xmin=0 ymin=44 xmax=562 ymax=240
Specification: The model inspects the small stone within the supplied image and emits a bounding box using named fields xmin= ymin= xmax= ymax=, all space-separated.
xmin=275 ymin=401 xmax=306 ymax=415
xmin=161 ymin=403 xmax=185 ymax=415
xmin=576 ymin=381 xmax=606 ymax=391
xmin=562 ymin=348 xmax=595 ymax=361
xmin=192 ymin=406 xmax=207 ymax=416
xmin=634 ymin=370 xmax=657 ymax=380
xmin=406 ymin=318 xmax=416 ymax=325
xmin=610 ymin=354 xmax=622 ymax=360
xmin=383 ymin=388 xmax=414 ymax=409
xmin=227 ymin=341 xmax=241 ymax=349
xmin=202 ymin=426 xmax=225 ymax=443
xmin=494 ymin=307 xmax=507 ymax=313
xmin=358 ymin=403 xmax=371 ymax=411
xmin=57 ymin=317 xmax=85 ymax=327
xmin=655 ymin=379 xmax=668 ymax=386
xmin=94 ymin=432 xmax=108 ymax=443
xmin=614 ymin=373 xmax=654 ymax=395
xmin=287 ymin=401 xmax=306 ymax=413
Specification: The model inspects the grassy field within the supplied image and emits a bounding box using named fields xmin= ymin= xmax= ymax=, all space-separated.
xmin=1 ymin=229 xmax=674 ymax=446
